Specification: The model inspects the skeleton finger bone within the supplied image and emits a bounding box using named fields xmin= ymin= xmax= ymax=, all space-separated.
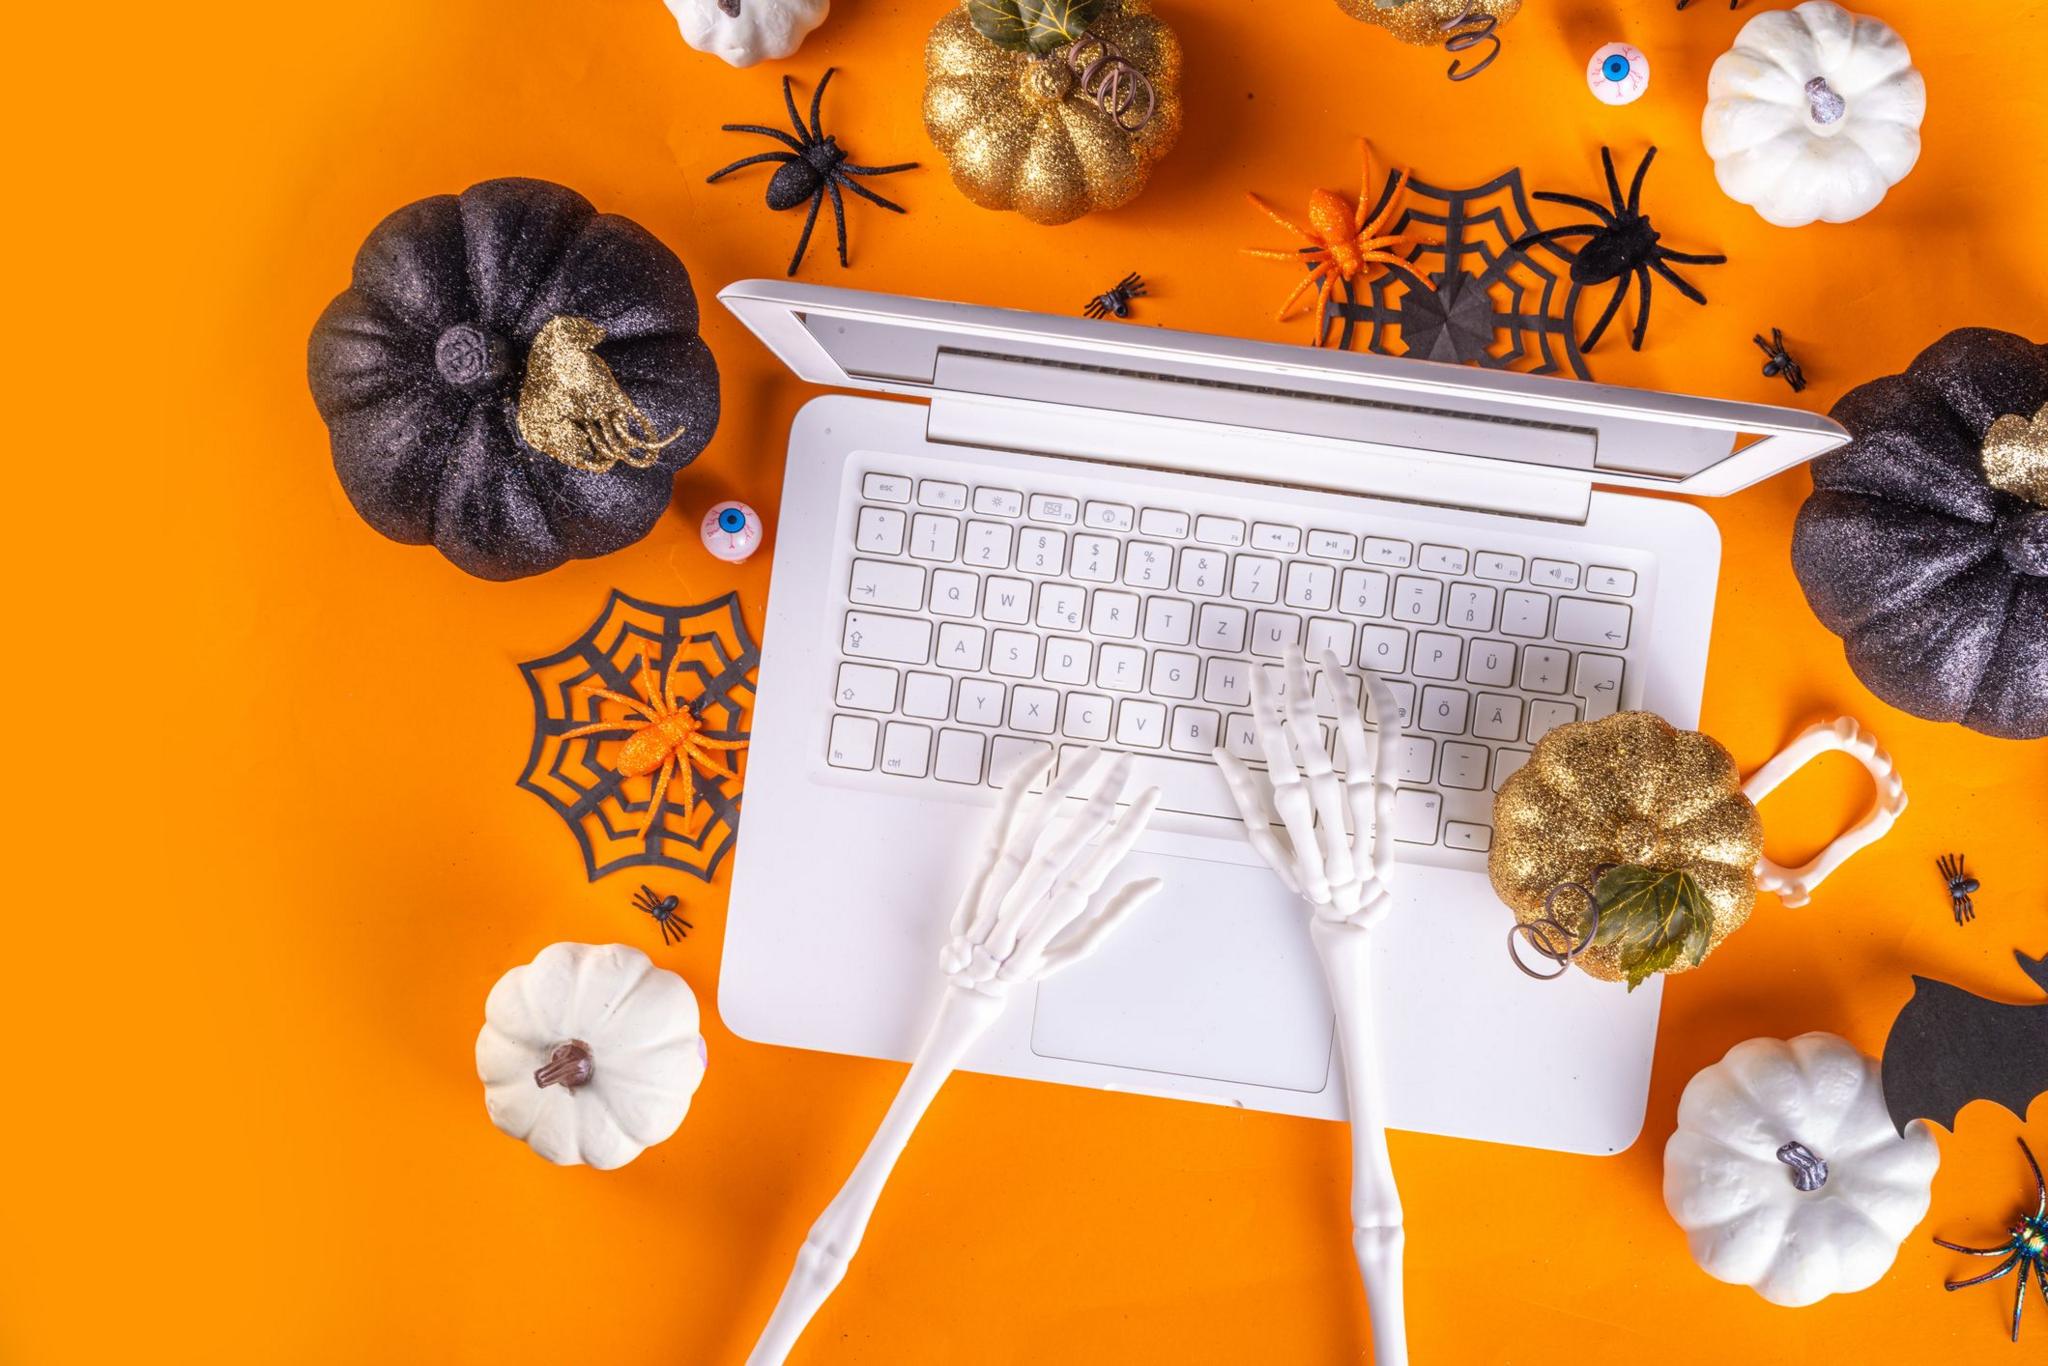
xmin=1287 ymin=649 xmax=1357 ymax=894
xmin=1211 ymin=747 xmax=1302 ymax=895
xmin=944 ymin=747 xmax=1055 ymax=959
xmin=960 ymin=748 xmax=1097 ymax=951
xmin=985 ymin=753 xmax=1133 ymax=966
xmin=1251 ymin=666 xmax=1330 ymax=903
xmin=1008 ymin=785 xmax=1164 ymax=975
xmin=1038 ymin=876 xmax=1166 ymax=974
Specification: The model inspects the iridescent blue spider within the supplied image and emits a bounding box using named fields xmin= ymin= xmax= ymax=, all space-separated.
xmin=1935 ymin=1137 xmax=2048 ymax=1342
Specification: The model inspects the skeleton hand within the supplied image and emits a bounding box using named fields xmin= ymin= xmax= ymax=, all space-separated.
xmin=747 ymin=748 xmax=1161 ymax=1366
xmin=1208 ymin=646 xmax=1410 ymax=1366
xmin=941 ymin=748 xmax=1164 ymax=994
xmin=1211 ymin=648 xmax=1400 ymax=926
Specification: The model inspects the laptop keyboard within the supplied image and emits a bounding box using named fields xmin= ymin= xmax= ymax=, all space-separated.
xmin=822 ymin=461 xmax=1646 ymax=860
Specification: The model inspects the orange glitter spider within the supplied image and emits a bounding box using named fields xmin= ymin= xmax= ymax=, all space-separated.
xmin=1246 ymin=141 xmax=1419 ymax=346
xmin=557 ymin=643 xmax=748 ymax=837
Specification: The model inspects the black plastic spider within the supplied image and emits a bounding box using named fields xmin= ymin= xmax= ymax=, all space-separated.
xmin=1937 ymin=852 xmax=1980 ymax=924
xmin=1753 ymin=328 xmax=1807 ymax=392
xmin=1515 ymin=146 xmax=1726 ymax=353
xmin=1934 ymin=1136 xmax=2048 ymax=1343
xmin=1084 ymin=273 xmax=1146 ymax=320
xmin=632 ymin=885 xmax=693 ymax=945
xmin=706 ymin=68 xmax=918 ymax=277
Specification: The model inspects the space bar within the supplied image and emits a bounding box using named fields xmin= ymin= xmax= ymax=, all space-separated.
xmin=1056 ymin=746 xmax=1243 ymax=820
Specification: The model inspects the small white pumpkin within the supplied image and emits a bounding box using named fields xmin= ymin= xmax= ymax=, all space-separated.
xmin=665 ymin=0 xmax=829 ymax=69
xmin=1701 ymin=1 xmax=1926 ymax=227
xmin=476 ymin=942 xmax=708 ymax=1170
xmin=1664 ymin=1032 xmax=1939 ymax=1307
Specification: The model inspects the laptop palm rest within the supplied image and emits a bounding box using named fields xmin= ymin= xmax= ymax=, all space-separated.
xmin=1029 ymin=853 xmax=1337 ymax=1093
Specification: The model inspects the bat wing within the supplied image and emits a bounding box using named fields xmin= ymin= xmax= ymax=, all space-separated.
xmin=1881 ymin=975 xmax=2048 ymax=1134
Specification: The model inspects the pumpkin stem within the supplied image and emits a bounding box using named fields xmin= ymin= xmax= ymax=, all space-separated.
xmin=534 ymin=1039 xmax=595 ymax=1090
xmin=1776 ymin=1140 xmax=1829 ymax=1191
xmin=1804 ymin=77 xmax=1846 ymax=126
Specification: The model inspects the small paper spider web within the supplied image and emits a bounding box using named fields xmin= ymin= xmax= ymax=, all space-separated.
xmin=517 ymin=590 xmax=758 ymax=882
xmin=1317 ymin=166 xmax=1592 ymax=381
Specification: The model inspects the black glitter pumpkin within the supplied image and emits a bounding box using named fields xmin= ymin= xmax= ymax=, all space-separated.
xmin=1792 ymin=329 xmax=2047 ymax=740
xmin=307 ymin=178 xmax=720 ymax=580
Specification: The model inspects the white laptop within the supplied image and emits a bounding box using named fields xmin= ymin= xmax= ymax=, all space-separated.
xmin=716 ymin=280 xmax=1846 ymax=1156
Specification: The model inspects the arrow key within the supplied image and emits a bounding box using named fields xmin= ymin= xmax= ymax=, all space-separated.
xmin=834 ymin=662 xmax=899 ymax=712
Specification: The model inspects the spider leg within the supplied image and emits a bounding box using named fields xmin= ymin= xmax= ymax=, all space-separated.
xmin=1629 ymin=263 xmax=1653 ymax=351
xmin=664 ymin=643 xmax=691 ymax=710
xmin=828 ymin=177 xmax=849 ymax=266
xmin=1513 ymin=224 xmax=1601 ymax=252
xmin=640 ymin=753 xmax=677 ymax=839
xmin=1658 ymin=248 xmax=1728 ymax=266
xmin=785 ymin=187 xmax=826 ymax=276
xmin=1648 ymin=256 xmax=1711 ymax=305
xmin=1360 ymin=167 xmax=1409 ymax=240
xmin=570 ymin=684 xmax=654 ymax=715
xmin=557 ymin=720 xmax=637 ymax=741
xmin=1246 ymin=193 xmax=1313 ymax=241
xmin=782 ymin=73 xmax=809 ymax=142
xmin=1957 ymin=894 xmax=1974 ymax=923
xmin=1934 ymin=1236 xmax=2017 ymax=1256
xmin=1624 ymin=145 xmax=1657 ymax=215
xmin=1244 ymin=247 xmax=1326 ymax=261
xmin=1602 ymin=145 xmax=1630 ymax=215
xmin=840 ymin=161 xmax=918 ymax=177
xmin=1578 ymin=275 xmax=1631 ymax=353
xmin=1308 ymin=271 xmax=1335 ymax=348
xmin=835 ymin=171 xmax=907 ymax=213
xmin=2013 ymin=1260 xmax=2029 ymax=1343
xmin=1532 ymin=190 xmax=1617 ymax=225
xmin=718 ymin=123 xmax=808 ymax=154
xmin=693 ymin=736 xmax=751 ymax=750
xmin=808 ymin=66 xmax=834 ymax=142
xmin=705 ymin=150 xmax=798 ymax=183
xmin=1273 ymin=262 xmax=1335 ymax=321
xmin=1947 ymin=1254 xmax=2019 ymax=1290
xmin=2021 ymin=1137 xmax=2046 ymax=1215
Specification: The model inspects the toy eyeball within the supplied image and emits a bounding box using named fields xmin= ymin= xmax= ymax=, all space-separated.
xmin=1587 ymin=43 xmax=1650 ymax=105
xmin=700 ymin=501 xmax=764 ymax=563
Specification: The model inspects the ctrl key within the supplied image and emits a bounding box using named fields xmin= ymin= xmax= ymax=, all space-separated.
xmin=1392 ymin=789 xmax=1442 ymax=844
xmin=827 ymin=714 xmax=879 ymax=770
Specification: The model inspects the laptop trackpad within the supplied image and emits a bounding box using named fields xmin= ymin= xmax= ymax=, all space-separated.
xmin=1029 ymin=853 xmax=1335 ymax=1093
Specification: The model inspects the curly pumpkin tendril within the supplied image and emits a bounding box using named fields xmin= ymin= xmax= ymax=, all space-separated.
xmin=1061 ymin=33 xmax=1156 ymax=131
xmin=516 ymin=314 xmax=686 ymax=475
xmin=1507 ymin=863 xmax=1616 ymax=980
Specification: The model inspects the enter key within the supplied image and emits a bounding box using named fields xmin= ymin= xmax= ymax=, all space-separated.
xmin=1574 ymin=653 xmax=1625 ymax=718
xmin=1553 ymin=596 xmax=1632 ymax=649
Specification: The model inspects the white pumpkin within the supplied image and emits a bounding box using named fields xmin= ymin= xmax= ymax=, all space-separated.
xmin=476 ymin=942 xmax=708 ymax=1170
xmin=665 ymin=0 xmax=829 ymax=69
xmin=1701 ymin=1 xmax=1925 ymax=227
xmin=1664 ymin=1032 xmax=1939 ymax=1307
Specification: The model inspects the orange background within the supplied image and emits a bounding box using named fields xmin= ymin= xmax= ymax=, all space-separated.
xmin=5 ymin=0 xmax=2046 ymax=1361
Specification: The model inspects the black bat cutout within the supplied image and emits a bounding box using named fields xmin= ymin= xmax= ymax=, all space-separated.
xmin=1881 ymin=949 xmax=2048 ymax=1136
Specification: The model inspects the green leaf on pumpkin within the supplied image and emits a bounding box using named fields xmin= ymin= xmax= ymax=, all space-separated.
xmin=967 ymin=0 xmax=1107 ymax=54
xmin=1589 ymin=864 xmax=1714 ymax=992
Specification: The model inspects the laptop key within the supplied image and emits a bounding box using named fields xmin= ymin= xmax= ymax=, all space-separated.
xmin=1553 ymin=597 xmax=1632 ymax=649
xmin=1575 ymin=653 xmax=1625 ymax=718
xmin=828 ymin=715 xmax=879 ymax=769
xmin=835 ymin=662 xmax=898 ymax=712
xmin=843 ymin=611 xmax=932 ymax=664
xmin=934 ymin=729 xmax=986 ymax=784
xmin=989 ymin=738 xmax=1054 ymax=790
xmin=862 ymin=473 xmax=911 ymax=504
xmin=1393 ymin=789 xmax=1442 ymax=843
xmin=880 ymin=722 xmax=932 ymax=777
xmin=849 ymin=558 xmax=924 ymax=610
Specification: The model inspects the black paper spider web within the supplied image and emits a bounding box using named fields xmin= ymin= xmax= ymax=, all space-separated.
xmin=518 ymin=590 xmax=757 ymax=882
xmin=1317 ymin=166 xmax=1592 ymax=380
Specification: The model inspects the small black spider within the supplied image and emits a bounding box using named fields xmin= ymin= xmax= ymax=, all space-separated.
xmin=1515 ymin=146 xmax=1727 ymax=353
xmin=1933 ymin=1137 xmax=2047 ymax=1343
xmin=706 ymin=68 xmax=918 ymax=277
xmin=632 ymin=885 xmax=693 ymax=945
xmin=1937 ymin=853 xmax=1980 ymax=924
xmin=1084 ymin=273 xmax=1146 ymax=321
xmin=1754 ymin=328 xmax=1807 ymax=392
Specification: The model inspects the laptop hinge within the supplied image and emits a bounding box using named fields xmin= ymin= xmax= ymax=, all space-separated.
xmin=926 ymin=393 xmax=1595 ymax=525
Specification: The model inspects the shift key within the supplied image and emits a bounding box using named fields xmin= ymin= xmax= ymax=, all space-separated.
xmin=843 ymin=611 xmax=933 ymax=664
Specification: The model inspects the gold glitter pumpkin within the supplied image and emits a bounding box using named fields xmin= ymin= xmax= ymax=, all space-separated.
xmin=923 ymin=0 xmax=1182 ymax=226
xmin=1334 ymin=0 xmax=1522 ymax=47
xmin=1490 ymin=711 xmax=1764 ymax=984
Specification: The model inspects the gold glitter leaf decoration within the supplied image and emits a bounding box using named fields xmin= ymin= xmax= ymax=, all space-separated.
xmin=1490 ymin=711 xmax=1763 ymax=985
xmin=926 ymin=0 xmax=1182 ymax=226
xmin=1589 ymin=864 xmax=1714 ymax=991
xmin=516 ymin=316 xmax=685 ymax=474
xmin=1333 ymin=0 xmax=1522 ymax=47
xmin=968 ymin=0 xmax=1106 ymax=54
xmin=1982 ymin=402 xmax=2048 ymax=507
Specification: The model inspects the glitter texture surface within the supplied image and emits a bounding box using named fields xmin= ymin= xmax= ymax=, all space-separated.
xmin=1793 ymin=328 xmax=2048 ymax=740
xmin=1333 ymin=0 xmax=1522 ymax=48
xmin=924 ymin=0 xmax=1181 ymax=226
xmin=1983 ymin=403 xmax=2048 ymax=507
xmin=1489 ymin=711 xmax=1763 ymax=985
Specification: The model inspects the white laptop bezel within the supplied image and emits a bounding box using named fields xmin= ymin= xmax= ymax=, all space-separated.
xmin=718 ymin=279 xmax=1848 ymax=499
